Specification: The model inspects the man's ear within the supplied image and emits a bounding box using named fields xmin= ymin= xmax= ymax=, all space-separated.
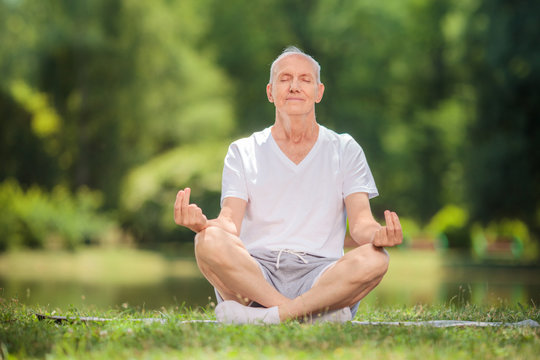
xmin=315 ymin=83 xmax=325 ymax=103
xmin=266 ymin=83 xmax=274 ymax=103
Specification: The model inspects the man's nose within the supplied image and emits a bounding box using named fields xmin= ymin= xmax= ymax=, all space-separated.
xmin=289 ymin=78 xmax=300 ymax=92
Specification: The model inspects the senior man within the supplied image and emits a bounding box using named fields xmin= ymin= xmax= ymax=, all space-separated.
xmin=174 ymin=46 xmax=402 ymax=324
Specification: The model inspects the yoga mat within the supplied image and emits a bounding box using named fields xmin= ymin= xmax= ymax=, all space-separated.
xmin=35 ymin=314 xmax=539 ymax=327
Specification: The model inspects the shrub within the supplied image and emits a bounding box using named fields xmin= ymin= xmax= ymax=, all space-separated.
xmin=425 ymin=205 xmax=470 ymax=249
xmin=0 ymin=179 xmax=114 ymax=251
xmin=471 ymin=219 xmax=539 ymax=261
xmin=119 ymin=141 xmax=227 ymax=244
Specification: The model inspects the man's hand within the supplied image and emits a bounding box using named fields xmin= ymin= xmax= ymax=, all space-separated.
xmin=174 ymin=188 xmax=208 ymax=233
xmin=372 ymin=210 xmax=403 ymax=248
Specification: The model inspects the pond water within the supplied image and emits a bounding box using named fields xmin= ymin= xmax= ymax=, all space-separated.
xmin=1 ymin=277 xmax=215 ymax=310
xmin=1 ymin=249 xmax=539 ymax=311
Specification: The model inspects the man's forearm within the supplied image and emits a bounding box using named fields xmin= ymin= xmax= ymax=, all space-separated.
xmin=349 ymin=221 xmax=382 ymax=246
xmin=205 ymin=218 xmax=240 ymax=237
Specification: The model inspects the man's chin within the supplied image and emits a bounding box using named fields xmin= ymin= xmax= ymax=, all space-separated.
xmin=278 ymin=107 xmax=314 ymax=118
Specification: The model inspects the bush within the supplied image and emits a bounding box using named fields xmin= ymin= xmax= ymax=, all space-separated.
xmin=471 ymin=219 xmax=539 ymax=261
xmin=394 ymin=216 xmax=422 ymax=247
xmin=0 ymin=179 xmax=114 ymax=251
xmin=425 ymin=205 xmax=470 ymax=249
xmin=119 ymin=141 xmax=228 ymax=245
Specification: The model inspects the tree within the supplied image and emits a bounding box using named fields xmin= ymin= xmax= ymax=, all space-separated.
xmin=0 ymin=0 xmax=237 ymax=244
xmin=464 ymin=0 xmax=540 ymax=237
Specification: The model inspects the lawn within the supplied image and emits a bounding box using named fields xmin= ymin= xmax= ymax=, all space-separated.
xmin=1 ymin=298 xmax=539 ymax=359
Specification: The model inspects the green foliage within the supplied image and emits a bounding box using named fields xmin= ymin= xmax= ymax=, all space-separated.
xmin=424 ymin=205 xmax=470 ymax=249
xmin=395 ymin=216 xmax=422 ymax=246
xmin=0 ymin=180 xmax=113 ymax=251
xmin=426 ymin=205 xmax=469 ymax=235
xmin=0 ymin=0 xmax=234 ymax=206
xmin=0 ymin=0 xmax=538 ymax=249
xmin=9 ymin=80 xmax=61 ymax=138
xmin=120 ymin=141 xmax=229 ymax=243
xmin=1 ymin=0 xmax=235 ymax=247
xmin=0 ymin=88 xmax=61 ymax=189
xmin=471 ymin=219 xmax=539 ymax=261
xmin=463 ymin=0 xmax=540 ymax=236
xmin=1 ymin=298 xmax=539 ymax=359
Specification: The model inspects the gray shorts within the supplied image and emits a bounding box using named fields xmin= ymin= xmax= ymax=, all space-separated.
xmin=214 ymin=248 xmax=360 ymax=318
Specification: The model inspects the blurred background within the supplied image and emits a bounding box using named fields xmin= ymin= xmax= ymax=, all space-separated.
xmin=1 ymin=0 xmax=539 ymax=311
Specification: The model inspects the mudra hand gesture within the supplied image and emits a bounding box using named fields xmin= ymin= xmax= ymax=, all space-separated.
xmin=372 ymin=210 xmax=402 ymax=248
xmin=174 ymin=188 xmax=208 ymax=233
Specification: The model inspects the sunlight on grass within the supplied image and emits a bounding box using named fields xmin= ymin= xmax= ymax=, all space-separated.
xmin=0 ymin=298 xmax=538 ymax=360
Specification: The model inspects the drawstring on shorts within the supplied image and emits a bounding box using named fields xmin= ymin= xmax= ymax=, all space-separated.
xmin=275 ymin=249 xmax=309 ymax=270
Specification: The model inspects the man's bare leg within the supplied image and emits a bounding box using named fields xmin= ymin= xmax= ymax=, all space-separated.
xmin=196 ymin=227 xmax=388 ymax=323
xmin=194 ymin=226 xmax=289 ymax=307
xmin=277 ymin=244 xmax=389 ymax=321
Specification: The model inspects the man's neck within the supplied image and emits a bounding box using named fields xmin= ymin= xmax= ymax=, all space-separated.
xmin=272 ymin=112 xmax=318 ymax=144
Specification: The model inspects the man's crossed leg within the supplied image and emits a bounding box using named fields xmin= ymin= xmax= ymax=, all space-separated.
xmin=194 ymin=226 xmax=389 ymax=324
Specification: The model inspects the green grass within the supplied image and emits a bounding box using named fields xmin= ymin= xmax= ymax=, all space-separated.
xmin=1 ymin=298 xmax=539 ymax=359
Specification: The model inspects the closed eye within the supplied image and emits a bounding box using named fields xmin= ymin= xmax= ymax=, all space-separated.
xmin=279 ymin=75 xmax=292 ymax=82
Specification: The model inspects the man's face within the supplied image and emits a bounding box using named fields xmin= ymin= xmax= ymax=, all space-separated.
xmin=267 ymin=54 xmax=325 ymax=117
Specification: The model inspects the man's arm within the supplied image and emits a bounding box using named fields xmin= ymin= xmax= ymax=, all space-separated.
xmin=207 ymin=197 xmax=246 ymax=236
xmin=344 ymin=192 xmax=403 ymax=248
xmin=174 ymin=187 xmax=246 ymax=236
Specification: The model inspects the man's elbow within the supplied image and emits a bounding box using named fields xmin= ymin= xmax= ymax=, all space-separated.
xmin=209 ymin=218 xmax=240 ymax=237
xmin=348 ymin=228 xmax=370 ymax=247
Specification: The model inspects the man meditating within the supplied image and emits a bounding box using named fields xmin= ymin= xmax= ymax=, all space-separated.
xmin=174 ymin=46 xmax=403 ymax=324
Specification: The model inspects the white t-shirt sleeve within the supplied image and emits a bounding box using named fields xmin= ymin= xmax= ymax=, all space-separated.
xmin=221 ymin=142 xmax=249 ymax=206
xmin=341 ymin=135 xmax=379 ymax=199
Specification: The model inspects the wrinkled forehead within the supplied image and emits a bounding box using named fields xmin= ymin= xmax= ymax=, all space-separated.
xmin=272 ymin=54 xmax=318 ymax=80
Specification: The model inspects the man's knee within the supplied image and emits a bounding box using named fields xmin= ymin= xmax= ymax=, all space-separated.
xmin=194 ymin=226 xmax=223 ymax=256
xmin=349 ymin=244 xmax=389 ymax=284
xmin=194 ymin=226 xmax=233 ymax=267
xmin=367 ymin=244 xmax=389 ymax=277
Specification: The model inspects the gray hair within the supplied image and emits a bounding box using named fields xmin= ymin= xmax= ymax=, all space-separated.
xmin=269 ymin=46 xmax=321 ymax=85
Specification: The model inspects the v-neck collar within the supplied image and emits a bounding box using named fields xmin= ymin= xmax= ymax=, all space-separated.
xmin=268 ymin=125 xmax=323 ymax=171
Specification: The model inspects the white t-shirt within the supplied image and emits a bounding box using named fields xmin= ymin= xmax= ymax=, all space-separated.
xmin=221 ymin=125 xmax=378 ymax=258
